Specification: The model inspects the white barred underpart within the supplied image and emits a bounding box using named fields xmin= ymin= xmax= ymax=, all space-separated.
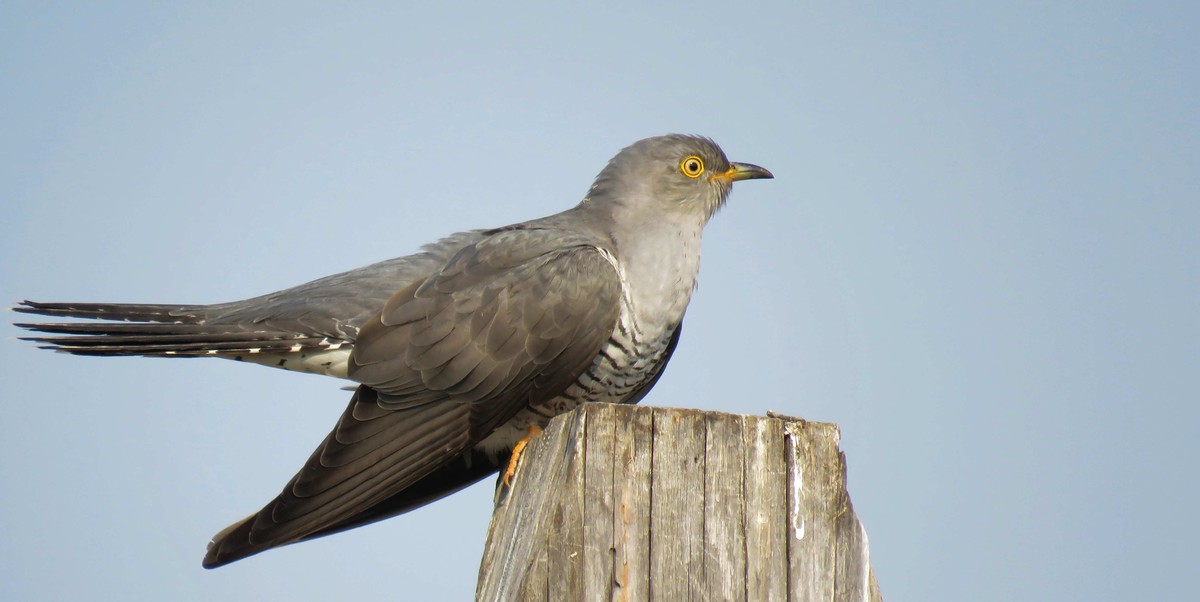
xmin=234 ymin=342 xmax=353 ymax=378
xmin=479 ymin=246 xmax=680 ymax=457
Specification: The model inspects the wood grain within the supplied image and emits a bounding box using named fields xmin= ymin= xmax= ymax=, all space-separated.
xmin=477 ymin=405 xmax=881 ymax=602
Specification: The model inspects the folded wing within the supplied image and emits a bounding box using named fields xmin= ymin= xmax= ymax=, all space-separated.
xmin=204 ymin=230 xmax=623 ymax=567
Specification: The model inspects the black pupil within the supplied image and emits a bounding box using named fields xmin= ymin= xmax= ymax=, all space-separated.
xmin=687 ymin=160 xmax=698 ymax=172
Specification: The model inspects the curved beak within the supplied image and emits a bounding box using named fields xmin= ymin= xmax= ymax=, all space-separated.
xmin=721 ymin=162 xmax=774 ymax=182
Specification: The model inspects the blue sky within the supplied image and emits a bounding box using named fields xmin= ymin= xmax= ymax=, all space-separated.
xmin=2 ymin=3 xmax=1196 ymax=600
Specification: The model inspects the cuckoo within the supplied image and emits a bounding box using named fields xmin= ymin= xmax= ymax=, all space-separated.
xmin=15 ymin=134 xmax=773 ymax=567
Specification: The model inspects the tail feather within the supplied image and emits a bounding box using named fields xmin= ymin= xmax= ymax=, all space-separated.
xmin=13 ymin=300 xmax=338 ymax=359
xmin=12 ymin=322 xmax=217 ymax=335
xmin=13 ymin=300 xmax=207 ymax=323
xmin=19 ymin=336 xmax=333 ymax=357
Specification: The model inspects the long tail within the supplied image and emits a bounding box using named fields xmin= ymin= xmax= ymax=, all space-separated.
xmin=14 ymin=300 xmax=331 ymax=358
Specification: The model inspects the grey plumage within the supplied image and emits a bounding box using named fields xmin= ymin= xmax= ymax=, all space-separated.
xmin=14 ymin=134 xmax=773 ymax=568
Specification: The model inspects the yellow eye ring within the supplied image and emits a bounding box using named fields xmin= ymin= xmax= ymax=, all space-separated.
xmin=680 ymin=155 xmax=704 ymax=178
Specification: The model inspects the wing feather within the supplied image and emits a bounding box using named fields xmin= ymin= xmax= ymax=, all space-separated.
xmin=204 ymin=231 xmax=623 ymax=567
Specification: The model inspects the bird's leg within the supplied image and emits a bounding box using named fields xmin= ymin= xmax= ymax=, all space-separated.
xmin=502 ymin=425 xmax=543 ymax=487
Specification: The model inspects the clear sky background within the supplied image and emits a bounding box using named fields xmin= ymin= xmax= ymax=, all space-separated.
xmin=2 ymin=3 xmax=1196 ymax=601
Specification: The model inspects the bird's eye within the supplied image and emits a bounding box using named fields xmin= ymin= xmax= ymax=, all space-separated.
xmin=680 ymin=156 xmax=704 ymax=178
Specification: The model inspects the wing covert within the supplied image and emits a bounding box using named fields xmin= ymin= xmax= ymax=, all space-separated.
xmin=350 ymin=232 xmax=624 ymax=435
xmin=205 ymin=232 xmax=624 ymax=566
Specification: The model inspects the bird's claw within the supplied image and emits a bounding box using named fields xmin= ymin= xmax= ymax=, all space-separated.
xmin=502 ymin=425 xmax=543 ymax=488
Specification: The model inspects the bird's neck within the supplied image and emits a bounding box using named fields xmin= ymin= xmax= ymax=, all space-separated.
xmin=610 ymin=211 xmax=706 ymax=333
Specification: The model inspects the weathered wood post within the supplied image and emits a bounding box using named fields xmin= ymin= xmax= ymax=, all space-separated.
xmin=476 ymin=404 xmax=882 ymax=602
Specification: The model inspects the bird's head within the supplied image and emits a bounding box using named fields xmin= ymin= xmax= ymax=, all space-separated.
xmin=583 ymin=134 xmax=773 ymax=225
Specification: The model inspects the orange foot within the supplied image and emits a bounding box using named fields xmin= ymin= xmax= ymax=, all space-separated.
xmin=502 ymin=425 xmax=543 ymax=487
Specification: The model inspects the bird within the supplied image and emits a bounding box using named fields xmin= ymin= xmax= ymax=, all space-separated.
xmin=14 ymin=134 xmax=773 ymax=568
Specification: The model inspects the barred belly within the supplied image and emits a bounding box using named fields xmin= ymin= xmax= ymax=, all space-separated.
xmin=475 ymin=321 xmax=678 ymax=458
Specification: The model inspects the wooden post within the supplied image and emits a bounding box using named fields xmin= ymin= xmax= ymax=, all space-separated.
xmin=476 ymin=405 xmax=882 ymax=602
